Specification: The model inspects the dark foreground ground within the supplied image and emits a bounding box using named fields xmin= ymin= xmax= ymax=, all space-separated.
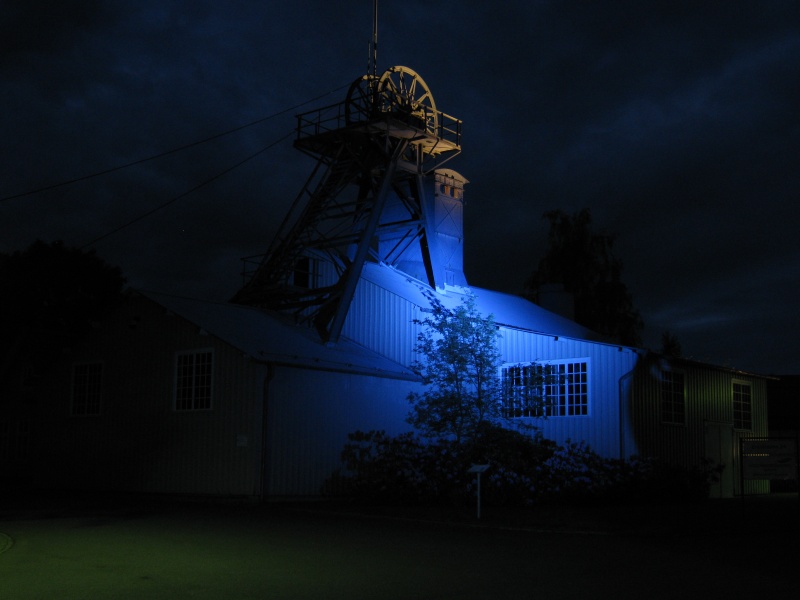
xmin=1 ymin=492 xmax=798 ymax=599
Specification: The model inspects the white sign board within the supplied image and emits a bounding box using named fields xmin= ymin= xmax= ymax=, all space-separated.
xmin=741 ymin=438 xmax=798 ymax=480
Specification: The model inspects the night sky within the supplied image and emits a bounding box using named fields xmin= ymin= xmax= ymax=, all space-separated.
xmin=3 ymin=1 xmax=799 ymax=375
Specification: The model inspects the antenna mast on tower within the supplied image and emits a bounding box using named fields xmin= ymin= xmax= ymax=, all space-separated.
xmin=369 ymin=0 xmax=378 ymax=76
xmin=233 ymin=1 xmax=463 ymax=344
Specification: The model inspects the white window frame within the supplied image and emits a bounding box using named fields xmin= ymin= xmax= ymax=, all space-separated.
xmin=174 ymin=349 xmax=214 ymax=411
xmin=660 ymin=368 xmax=686 ymax=425
xmin=502 ymin=358 xmax=590 ymax=418
xmin=732 ymin=380 xmax=752 ymax=431
xmin=71 ymin=361 xmax=103 ymax=416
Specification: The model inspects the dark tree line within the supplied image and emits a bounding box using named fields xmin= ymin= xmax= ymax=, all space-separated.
xmin=525 ymin=208 xmax=644 ymax=347
xmin=0 ymin=240 xmax=126 ymax=383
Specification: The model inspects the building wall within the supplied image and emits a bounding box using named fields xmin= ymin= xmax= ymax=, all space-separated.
xmin=341 ymin=271 xmax=771 ymax=499
xmin=16 ymin=280 xmax=772 ymax=500
xmin=264 ymin=365 xmax=418 ymax=496
xmin=0 ymin=347 xmax=37 ymax=482
xmin=32 ymin=294 xmax=263 ymax=497
xmin=630 ymin=356 xmax=770 ymax=496
xmin=343 ymin=276 xmax=422 ymax=368
xmin=19 ymin=292 xmax=420 ymax=499
xmin=498 ymin=327 xmax=640 ymax=460
xmin=345 ymin=274 xmax=641 ymax=461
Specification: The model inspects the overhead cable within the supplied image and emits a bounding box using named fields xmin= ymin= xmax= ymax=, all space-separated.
xmin=79 ymin=129 xmax=295 ymax=249
xmin=1 ymin=82 xmax=349 ymax=203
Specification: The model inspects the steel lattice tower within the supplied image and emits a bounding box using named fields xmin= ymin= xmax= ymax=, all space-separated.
xmin=232 ymin=66 xmax=462 ymax=343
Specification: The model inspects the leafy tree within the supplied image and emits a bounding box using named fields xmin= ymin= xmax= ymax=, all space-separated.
xmin=407 ymin=292 xmax=548 ymax=444
xmin=0 ymin=240 xmax=126 ymax=383
xmin=525 ymin=208 xmax=643 ymax=346
xmin=407 ymin=293 xmax=503 ymax=443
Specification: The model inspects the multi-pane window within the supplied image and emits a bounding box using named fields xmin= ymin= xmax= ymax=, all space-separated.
xmin=546 ymin=361 xmax=589 ymax=416
xmin=502 ymin=364 xmax=546 ymax=418
xmin=660 ymin=370 xmax=686 ymax=424
xmin=503 ymin=360 xmax=589 ymax=418
xmin=175 ymin=350 xmax=213 ymax=411
xmin=72 ymin=362 xmax=103 ymax=416
xmin=733 ymin=381 xmax=752 ymax=430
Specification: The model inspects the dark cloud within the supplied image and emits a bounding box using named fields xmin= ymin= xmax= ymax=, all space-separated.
xmin=2 ymin=0 xmax=799 ymax=374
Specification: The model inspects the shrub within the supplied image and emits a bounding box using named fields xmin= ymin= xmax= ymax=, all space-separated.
xmin=326 ymin=430 xmax=469 ymax=505
xmin=323 ymin=426 xmax=723 ymax=507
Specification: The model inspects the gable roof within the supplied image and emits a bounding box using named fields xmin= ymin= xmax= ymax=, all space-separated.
xmin=359 ymin=262 xmax=604 ymax=341
xmin=468 ymin=286 xmax=604 ymax=341
xmin=135 ymin=259 xmax=605 ymax=381
xmin=137 ymin=290 xmax=418 ymax=381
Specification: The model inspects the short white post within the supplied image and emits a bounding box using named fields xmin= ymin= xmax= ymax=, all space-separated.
xmin=467 ymin=464 xmax=490 ymax=519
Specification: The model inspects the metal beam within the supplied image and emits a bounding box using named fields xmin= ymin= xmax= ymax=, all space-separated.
xmin=417 ymin=172 xmax=446 ymax=290
xmin=323 ymin=139 xmax=409 ymax=344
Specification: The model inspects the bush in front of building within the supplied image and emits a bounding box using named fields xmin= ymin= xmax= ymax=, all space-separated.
xmin=324 ymin=430 xmax=467 ymax=505
xmin=324 ymin=424 xmax=723 ymax=507
xmin=607 ymin=455 xmax=724 ymax=504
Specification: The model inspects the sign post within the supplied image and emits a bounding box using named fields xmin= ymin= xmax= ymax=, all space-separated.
xmin=468 ymin=464 xmax=490 ymax=519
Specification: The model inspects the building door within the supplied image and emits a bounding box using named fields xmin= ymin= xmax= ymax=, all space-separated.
xmin=704 ymin=421 xmax=734 ymax=498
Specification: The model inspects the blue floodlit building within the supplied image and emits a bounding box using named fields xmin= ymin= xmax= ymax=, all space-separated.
xmin=1 ymin=66 xmax=770 ymax=499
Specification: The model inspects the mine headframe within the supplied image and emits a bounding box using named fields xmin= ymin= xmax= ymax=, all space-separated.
xmin=232 ymin=66 xmax=462 ymax=344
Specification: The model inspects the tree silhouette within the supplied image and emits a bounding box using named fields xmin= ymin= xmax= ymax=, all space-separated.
xmin=660 ymin=330 xmax=682 ymax=358
xmin=525 ymin=208 xmax=643 ymax=346
xmin=0 ymin=240 xmax=126 ymax=383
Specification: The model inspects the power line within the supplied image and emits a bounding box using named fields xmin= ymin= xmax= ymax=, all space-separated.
xmin=2 ymin=82 xmax=350 ymax=203
xmin=79 ymin=129 xmax=295 ymax=250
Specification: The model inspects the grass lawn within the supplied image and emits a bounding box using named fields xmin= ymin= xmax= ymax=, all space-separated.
xmin=1 ymin=494 xmax=798 ymax=599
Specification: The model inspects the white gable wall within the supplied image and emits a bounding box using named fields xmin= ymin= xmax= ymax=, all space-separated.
xmin=498 ymin=326 xmax=640 ymax=459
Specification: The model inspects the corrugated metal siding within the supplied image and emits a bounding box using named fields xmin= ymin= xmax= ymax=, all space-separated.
xmin=343 ymin=277 xmax=421 ymax=367
xmin=42 ymin=279 xmax=772 ymax=500
xmin=632 ymin=362 xmax=769 ymax=459
xmin=36 ymin=294 xmax=262 ymax=497
xmin=630 ymin=357 xmax=770 ymax=495
xmin=343 ymin=275 xmax=644 ymax=461
xmin=265 ymin=366 xmax=420 ymax=496
xmin=498 ymin=327 xmax=640 ymax=459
